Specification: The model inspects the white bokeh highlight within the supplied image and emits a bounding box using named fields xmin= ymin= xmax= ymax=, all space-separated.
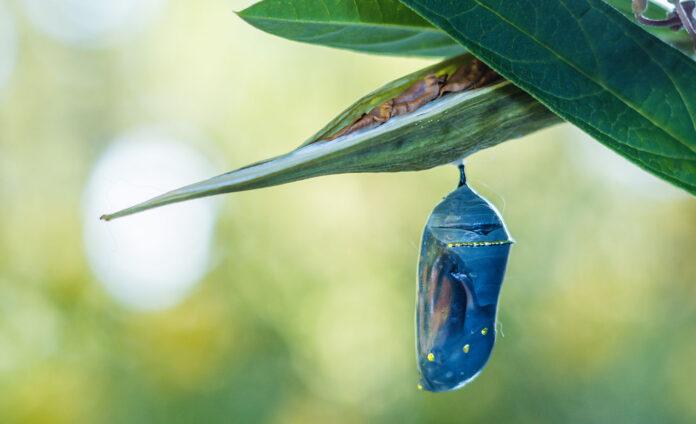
xmin=21 ymin=0 xmax=164 ymax=47
xmin=83 ymin=129 xmax=218 ymax=311
xmin=0 ymin=1 xmax=17 ymax=98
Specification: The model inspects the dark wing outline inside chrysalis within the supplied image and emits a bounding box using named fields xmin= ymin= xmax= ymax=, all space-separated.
xmin=416 ymin=165 xmax=512 ymax=392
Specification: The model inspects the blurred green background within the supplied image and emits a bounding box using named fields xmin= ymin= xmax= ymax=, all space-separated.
xmin=0 ymin=0 xmax=695 ymax=423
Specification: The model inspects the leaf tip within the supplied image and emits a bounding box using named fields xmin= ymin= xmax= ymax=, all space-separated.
xmin=235 ymin=2 xmax=257 ymax=20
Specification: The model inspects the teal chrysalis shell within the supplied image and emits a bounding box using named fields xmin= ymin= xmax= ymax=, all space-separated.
xmin=416 ymin=166 xmax=513 ymax=392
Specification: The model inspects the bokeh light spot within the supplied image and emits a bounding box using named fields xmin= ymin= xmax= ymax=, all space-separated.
xmin=0 ymin=2 xmax=17 ymax=98
xmin=82 ymin=128 xmax=218 ymax=311
xmin=20 ymin=0 xmax=164 ymax=47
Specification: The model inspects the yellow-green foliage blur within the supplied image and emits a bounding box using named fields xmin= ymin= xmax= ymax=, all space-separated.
xmin=0 ymin=0 xmax=694 ymax=423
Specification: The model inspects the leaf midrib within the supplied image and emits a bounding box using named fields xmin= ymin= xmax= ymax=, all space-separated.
xmin=237 ymin=13 xmax=447 ymax=34
xmin=451 ymin=0 xmax=695 ymax=155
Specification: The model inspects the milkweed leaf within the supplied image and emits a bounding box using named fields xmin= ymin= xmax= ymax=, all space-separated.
xmin=101 ymin=55 xmax=560 ymax=221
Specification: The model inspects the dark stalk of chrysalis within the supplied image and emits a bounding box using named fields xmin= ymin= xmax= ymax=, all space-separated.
xmin=416 ymin=164 xmax=513 ymax=392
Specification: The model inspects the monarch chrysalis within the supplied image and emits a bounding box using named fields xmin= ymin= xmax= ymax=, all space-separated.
xmin=416 ymin=165 xmax=513 ymax=392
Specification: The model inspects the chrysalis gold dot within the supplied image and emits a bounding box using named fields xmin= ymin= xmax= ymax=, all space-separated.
xmin=415 ymin=164 xmax=512 ymax=391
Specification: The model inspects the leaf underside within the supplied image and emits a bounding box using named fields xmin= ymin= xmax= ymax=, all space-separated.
xmin=101 ymin=54 xmax=561 ymax=221
xmin=237 ymin=0 xmax=466 ymax=57
xmin=400 ymin=0 xmax=696 ymax=194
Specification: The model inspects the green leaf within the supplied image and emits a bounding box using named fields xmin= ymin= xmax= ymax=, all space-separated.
xmin=400 ymin=0 xmax=696 ymax=194
xmin=603 ymin=0 xmax=696 ymax=56
xmin=101 ymin=55 xmax=560 ymax=221
xmin=237 ymin=0 xmax=465 ymax=57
